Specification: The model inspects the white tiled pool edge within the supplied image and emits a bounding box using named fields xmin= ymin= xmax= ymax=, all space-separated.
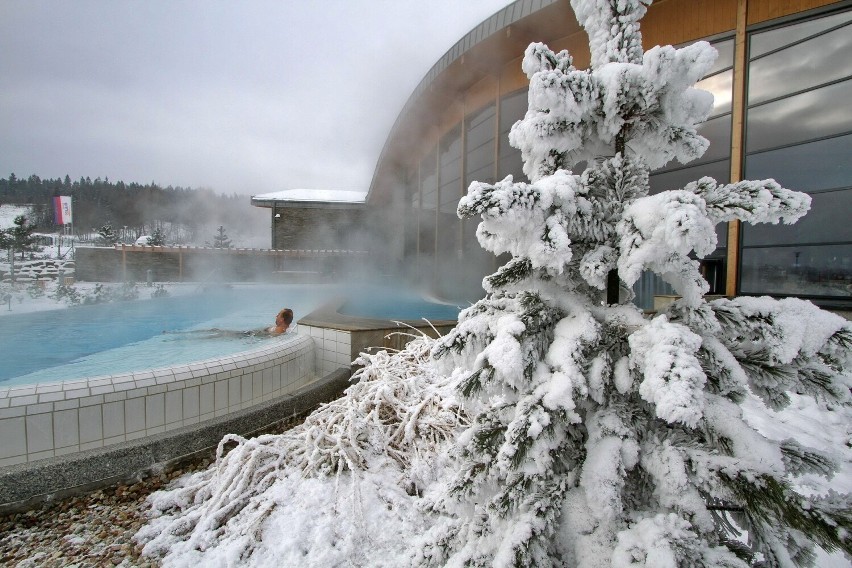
xmin=0 ymin=335 xmax=321 ymax=466
xmin=301 ymin=325 xmax=353 ymax=377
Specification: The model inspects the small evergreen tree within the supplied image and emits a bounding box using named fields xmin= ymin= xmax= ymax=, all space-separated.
xmin=9 ymin=215 xmax=40 ymax=260
xmin=210 ymin=225 xmax=233 ymax=248
xmin=0 ymin=228 xmax=10 ymax=251
xmin=148 ymin=227 xmax=166 ymax=247
xmin=414 ymin=1 xmax=851 ymax=566
xmin=97 ymin=224 xmax=119 ymax=246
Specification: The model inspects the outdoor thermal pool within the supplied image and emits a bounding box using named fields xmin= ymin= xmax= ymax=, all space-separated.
xmin=0 ymin=282 xmax=461 ymax=476
xmin=0 ymin=284 xmax=335 ymax=387
xmin=0 ymin=283 xmax=462 ymax=387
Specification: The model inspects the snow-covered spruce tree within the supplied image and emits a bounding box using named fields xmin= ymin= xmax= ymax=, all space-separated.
xmin=210 ymin=225 xmax=233 ymax=249
xmin=413 ymin=1 xmax=851 ymax=566
xmin=9 ymin=215 xmax=40 ymax=260
xmin=148 ymin=226 xmax=167 ymax=247
xmin=97 ymin=223 xmax=119 ymax=246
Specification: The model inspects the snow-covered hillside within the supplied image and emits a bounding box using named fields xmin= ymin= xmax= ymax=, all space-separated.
xmin=0 ymin=204 xmax=32 ymax=228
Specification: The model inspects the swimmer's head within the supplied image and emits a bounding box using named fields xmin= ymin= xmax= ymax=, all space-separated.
xmin=276 ymin=308 xmax=293 ymax=326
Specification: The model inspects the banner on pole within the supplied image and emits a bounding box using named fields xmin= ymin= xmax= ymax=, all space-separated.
xmin=54 ymin=196 xmax=73 ymax=225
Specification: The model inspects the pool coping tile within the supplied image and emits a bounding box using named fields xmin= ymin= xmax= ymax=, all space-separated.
xmin=38 ymin=392 xmax=65 ymax=403
xmin=62 ymin=380 xmax=89 ymax=392
xmin=1 ymin=333 xmax=319 ymax=467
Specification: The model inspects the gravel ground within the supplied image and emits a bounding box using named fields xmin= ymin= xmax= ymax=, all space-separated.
xmin=0 ymin=415 xmax=307 ymax=568
xmin=0 ymin=459 xmax=207 ymax=568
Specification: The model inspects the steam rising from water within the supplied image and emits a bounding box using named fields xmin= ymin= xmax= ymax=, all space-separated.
xmin=0 ymin=282 xmax=462 ymax=387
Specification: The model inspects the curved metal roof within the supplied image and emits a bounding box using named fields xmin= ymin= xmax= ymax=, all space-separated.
xmin=367 ymin=0 xmax=561 ymax=200
xmin=406 ymin=0 xmax=559 ymax=108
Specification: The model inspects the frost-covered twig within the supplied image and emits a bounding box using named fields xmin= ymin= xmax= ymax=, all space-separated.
xmin=136 ymin=332 xmax=468 ymax=562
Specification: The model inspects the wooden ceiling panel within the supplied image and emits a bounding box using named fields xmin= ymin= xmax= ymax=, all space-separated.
xmin=748 ymin=0 xmax=844 ymax=24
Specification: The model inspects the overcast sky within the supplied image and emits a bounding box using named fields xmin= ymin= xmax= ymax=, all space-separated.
xmin=1 ymin=0 xmax=514 ymax=195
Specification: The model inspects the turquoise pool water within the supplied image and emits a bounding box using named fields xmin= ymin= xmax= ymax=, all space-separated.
xmin=338 ymin=291 xmax=462 ymax=321
xmin=0 ymin=283 xmax=461 ymax=387
xmin=0 ymin=284 xmax=343 ymax=386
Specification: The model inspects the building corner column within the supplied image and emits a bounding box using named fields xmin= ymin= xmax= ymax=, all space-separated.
xmin=726 ymin=0 xmax=749 ymax=298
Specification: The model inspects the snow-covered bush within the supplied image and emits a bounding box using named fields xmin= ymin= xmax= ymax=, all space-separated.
xmin=51 ymin=282 xmax=82 ymax=305
xmin=137 ymin=1 xmax=850 ymax=566
xmin=151 ymin=283 xmax=170 ymax=298
xmin=76 ymin=281 xmax=140 ymax=304
xmin=137 ymin=333 xmax=467 ymax=565
xmin=81 ymin=283 xmax=111 ymax=305
xmin=26 ymin=282 xmax=45 ymax=299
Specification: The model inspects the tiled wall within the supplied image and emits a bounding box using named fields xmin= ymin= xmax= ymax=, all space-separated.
xmin=300 ymin=322 xmax=455 ymax=378
xmin=0 ymin=335 xmax=316 ymax=467
xmin=301 ymin=325 xmax=353 ymax=377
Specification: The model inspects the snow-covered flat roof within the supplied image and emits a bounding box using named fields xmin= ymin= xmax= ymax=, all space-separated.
xmin=252 ymin=188 xmax=367 ymax=204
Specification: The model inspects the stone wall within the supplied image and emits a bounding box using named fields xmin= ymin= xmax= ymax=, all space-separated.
xmin=0 ymin=258 xmax=75 ymax=284
xmin=273 ymin=208 xmax=368 ymax=251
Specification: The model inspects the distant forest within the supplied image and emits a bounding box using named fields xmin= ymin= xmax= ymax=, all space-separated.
xmin=0 ymin=173 xmax=266 ymax=245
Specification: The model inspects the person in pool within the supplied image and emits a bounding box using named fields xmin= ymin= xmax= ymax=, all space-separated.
xmin=165 ymin=308 xmax=294 ymax=338
xmin=269 ymin=308 xmax=294 ymax=335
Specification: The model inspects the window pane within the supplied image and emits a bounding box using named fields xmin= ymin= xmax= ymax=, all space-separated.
xmin=439 ymin=126 xmax=462 ymax=214
xmin=649 ymin=159 xmax=730 ymax=194
xmin=748 ymin=23 xmax=852 ymax=105
xmin=421 ymin=150 xmax=437 ymax=211
xmin=632 ymin=272 xmax=676 ymax=311
xmin=740 ymin=243 xmax=852 ymax=297
xmin=696 ymin=114 xmax=732 ymax=164
xmin=745 ymin=133 xmax=852 ymax=192
xmin=715 ymin=223 xmax=728 ymax=251
xmin=706 ymin=38 xmax=734 ymax=76
xmin=655 ymin=115 xmax=731 ymax=173
xmin=419 ymin=210 xmax=435 ymax=255
xmin=411 ymin=177 xmax=421 ymax=209
xmin=401 ymin=174 xmax=419 ymax=258
xmin=438 ymin=126 xmax=462 ymax=265
xmin=742 ymin=189 xmax=852 ymax=246
xmin=749 ymin=10 xmax=852 ymax=59
xmin=746 ymin=79 xmax=852 ymax=153
xmin=697 ymin=69 xmax=733 ymax=117
xmin=420 ymin=150 xmax=437 ymax=260
xmin=499 ymin=90 xmax=528 ymax=181
xmin=465 ymin=104 xmax=496 ymax=190
xmin=437 ymin=210 xmax=460 ymax=258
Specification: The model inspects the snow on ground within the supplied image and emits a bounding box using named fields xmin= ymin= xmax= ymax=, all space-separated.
xmin=0 ymin=203 xmax=32 ymax=228
xmin=743 ymin=393 xmax=852 ymax=496
xmin=743 ymin=394 xmax=852 ymax=568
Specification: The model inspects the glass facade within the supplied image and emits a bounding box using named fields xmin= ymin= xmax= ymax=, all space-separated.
xmin=417 ymin=150 xmax=437 ymax=283
xmin=400 ymin=6 xmax=851 ymax=308
xmin=742 ymin=9 xmax=852 ymax=303
xmin=463 ymin=104 xmax=498 ymax=287
xmin=498 ymin=90 xmax=528 ymax=182
xmin=636 ymin=37 xmax=735 ymax=308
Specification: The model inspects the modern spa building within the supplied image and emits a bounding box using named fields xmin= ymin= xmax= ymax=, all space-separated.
xmin=258 ymin=0 xmax=852 ymax=309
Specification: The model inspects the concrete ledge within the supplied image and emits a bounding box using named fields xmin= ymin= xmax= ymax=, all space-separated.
xmin=0 ymin=368 xmax=352 ymax=514
xmin=300 ymin=299 xmax=456 ymax=376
